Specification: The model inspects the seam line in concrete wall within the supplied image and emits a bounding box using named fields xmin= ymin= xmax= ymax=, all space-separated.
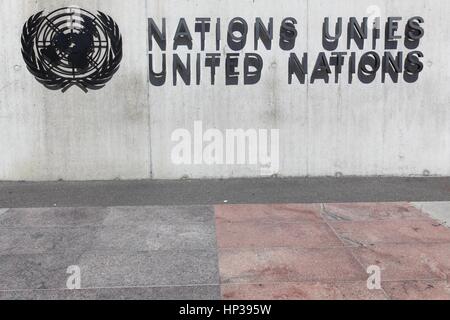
xmin=144 ymin=0 xmax=153 ymax=179
xmin=306 ymin=0 xmax=310 ymax=176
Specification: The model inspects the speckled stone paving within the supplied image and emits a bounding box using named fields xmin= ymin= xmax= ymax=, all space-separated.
xmin=0 ymin=202 xmax=449 ymax=300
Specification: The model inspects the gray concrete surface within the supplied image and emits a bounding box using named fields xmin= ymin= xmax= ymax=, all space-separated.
xmin=0 ymin=286 xmax=221 ymax=300
xmin=0 ymin=177 xmax=449 ymax=208
xmin=1 ymin=201 xmax=449 ymax=300
xmin=0 ymin=0 xmax=150 ymax=181
xmin=0 ymin=205 xmax=220 ymax=299
xmin=412 ymin=202 xmax=450 ymax=226
xmin=148 ymin=0 xmax=450 ymax=179
xmin=1 ymin=0 xmax=449 ymax=180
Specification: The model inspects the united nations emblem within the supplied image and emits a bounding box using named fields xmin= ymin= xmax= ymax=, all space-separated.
xmin=21 ymin=7 xmax=123 ymax=92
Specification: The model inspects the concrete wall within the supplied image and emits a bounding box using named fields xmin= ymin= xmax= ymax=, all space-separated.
xmin=0 ymin=0 xmax=449 ymax=181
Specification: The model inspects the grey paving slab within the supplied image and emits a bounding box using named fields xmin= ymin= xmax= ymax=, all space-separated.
xmin=0 ymin=226 xmax=97 ymax=255
xmin=412 ymin=202 xmax=450 ymax=227
xmin=0 ymin=224 xmax=215 ymax=255
xmin=0 ymin=285 xmax=221 ymax=300
xmin=104 ymin=205 xmax=215 ymax=226
xmin=0 ymin=250 xmax=220 ymax=290
xmin=0 ymin=205 xmax=219 ymax=293
xmin=0 ymin=207 xmax=109 ymax=227
xmin=78 ymin=250 xmax=220 ymax=288
xmin=92 ymin=224 xmax=216 ymax=251
xmin=0 ymin=253 xmax=81 ymax=290
xmin=0 ymin=206 xmax=215 ymax=226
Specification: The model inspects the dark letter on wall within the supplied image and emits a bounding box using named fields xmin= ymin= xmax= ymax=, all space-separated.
xmin=216 ymin=18 xmax=221 ymax=50
xmin=311 ymin=52 xmax=332 ymax=83
xmin=382 ymin=51 xmax=403 ymax=83
xmin=348 ymin=17 xmax=368 ymax=50
xmin=226 ymin=53 xmax=240 ymax=85
xmin=195 ymin=18 xmax=211 ymax=51
xmin=173 ymin=18 xmax=193 ymax=50
xmin=372 ymin=17 xmax=381 ymax=50
xmin=280 ymin=18 xmax=298 ymax=51
xmin=288 ymin=53 xmax=308 ymax=84
xmin=404 ymin=51 xmax=424 ymax=83
xmin=385 ymin=17 xmax=402 ymax=49
xmin=173 ymin=54 xmax=191 ymax=85
xmin=331 ymin=52 xmax=347 ymax=83
xmin=405 ymin=16 xmax=424 ymax=49
xmin=149 ymin=54 xmax=166 ymax=86
xmin=148 ymin=18 xmax=166 ymax=51
xmin=358 ymin=51 xmax=381 ymax=83
xmin=323 ymin=17 xmax=342 ymax=51
xmin=244 ymin=53 xmax=263 ymax=85
xmin=227 ymin=18 xmax=248 ymax=51
xmin=254 ymin=18 xmax=274 ymax=50
xmin=205 ymin=53 xmax=221 ymax=85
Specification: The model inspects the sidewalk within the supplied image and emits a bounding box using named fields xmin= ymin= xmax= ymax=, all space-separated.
xmin=0 ymin=201 xmax=449 ymax=300
xmin=1 ymin=177 xmax=450 ymax=208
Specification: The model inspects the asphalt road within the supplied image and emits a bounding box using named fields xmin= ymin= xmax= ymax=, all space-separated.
xmin=1 ymin=177 xmax=449 ymax=208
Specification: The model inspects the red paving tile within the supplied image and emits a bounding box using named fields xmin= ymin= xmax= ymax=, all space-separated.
xmin=216 ymin=221 xmax=343 ymax=249
xmin=215 ymin=204 xmax=324 ymax=224
xmin=221 ymin=281 xmax=387 ymax=300
xmin=383 ymin=280 xmax=450 ymax=300
xmin=351 ymin=244 xmax=450 ymax=281
xmin=323 ymin=203 xmax=429 ymax=222
xmin=219 ymin=247 xmax=366 ymax=284
xmin=331 ymin=220 xmax=450 ymax=246
xmin=215 ymin=202 xmax=450 ymax=300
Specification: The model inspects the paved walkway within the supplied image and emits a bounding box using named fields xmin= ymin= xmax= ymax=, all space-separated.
xmin=2 ymin=177 xmax=450 ymax=208
xmin=0 ymin=202 xmax=449 ymax=300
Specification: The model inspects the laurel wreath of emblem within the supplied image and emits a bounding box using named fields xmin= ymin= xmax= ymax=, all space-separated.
xmin=21 ymin=7 xmax=123 ymax=92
